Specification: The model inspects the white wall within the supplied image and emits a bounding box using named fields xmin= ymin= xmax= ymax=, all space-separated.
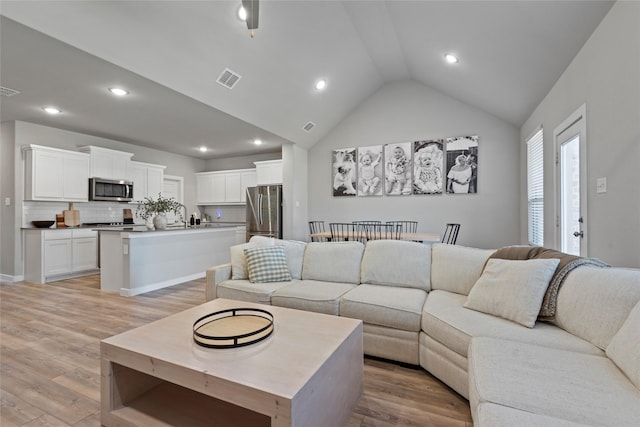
xmin=308 ymin=80 xmax=520 ymax=249
xmin=520 ymin=1 xmax=640 ymax=268
xmin=205 ymin=152 xmax=281 ymax=171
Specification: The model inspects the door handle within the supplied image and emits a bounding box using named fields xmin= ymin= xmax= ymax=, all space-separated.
xmin=573 ymin=231 xmax=584 ymax=238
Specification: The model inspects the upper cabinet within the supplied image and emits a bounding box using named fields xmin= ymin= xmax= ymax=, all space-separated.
xmin=23 ymin=145 xmax=90 ymax=202
xmin=128 ymin=161 xmax=166 ymax=201
xmin=78 ymin=146 xmax=133 ymax=180
xmin=196 ymin=169 xmax=256 ymax=205
xmin=254 ymin=160 xmax=283 ymax=185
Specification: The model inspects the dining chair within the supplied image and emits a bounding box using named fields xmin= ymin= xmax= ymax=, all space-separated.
xmin=308 ymin=221 xmax=326 ymax=242
xmin=330 ymin=222 xmax=365 ymax=243
xmin=384 ymin=223 xmax=402 ymax=240
xmin=442 ymin=223 xmax=461 ymax=245
xmin=352 ymin=220 xmax=382 ymax=225
xmin=386 ymin=221 xmax=418 ymax=234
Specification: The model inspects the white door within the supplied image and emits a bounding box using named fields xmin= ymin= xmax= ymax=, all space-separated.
xmin=162 ymin=175 xmax=184 ymax=223
xmin=555 ymin=105 xmax=587 ymax=256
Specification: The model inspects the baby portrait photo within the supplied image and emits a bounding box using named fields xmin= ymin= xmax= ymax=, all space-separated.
xmin=384 ymin=142 xmax=412 ymax=196
xmin=357 ymin=145 xmax=383 ymax=196
xmin=413 ymin=140 xmax=444 ymax=195
xmin=445 ymin=135 xmax=479 ymax=194
xmin=332 ymin=147 xmax=357 ymax=196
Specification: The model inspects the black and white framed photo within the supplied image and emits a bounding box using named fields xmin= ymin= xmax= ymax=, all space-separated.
xmin=357 ymin=145 xmax=383 ymax=196
xmin=332 ymin=147 xmax=357 ymax=196
xmin=445 ymin=135 xmax=479 ymax=194
xmin=413 ymin=140 xmax=444 ymax=195
xmin=384 ymin=142 xmax=412 ymax=196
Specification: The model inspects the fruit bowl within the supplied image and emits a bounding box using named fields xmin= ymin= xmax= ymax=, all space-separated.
xmin=32 ymin=220 xmax=55 ymax=228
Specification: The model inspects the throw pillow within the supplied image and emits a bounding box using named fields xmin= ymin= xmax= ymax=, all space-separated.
xmin=464 ymin=258 xmax=560 ymax=328
xmin=244 ymin=246 xmax=292 ymax=283
xmin=230 ymin=240 xmax=275 ymax=280
xmin=606 ymin=301 xmax=640 ymax=389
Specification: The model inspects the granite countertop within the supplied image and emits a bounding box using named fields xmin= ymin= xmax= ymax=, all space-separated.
xmin=22 ymin=223 xmax=245 ymax=231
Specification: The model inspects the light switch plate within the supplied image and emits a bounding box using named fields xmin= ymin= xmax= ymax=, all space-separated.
xmin=4 ymin=197 xmax=10 ymax=206
xmin=596 ymin=177 xmax=607 ymax=193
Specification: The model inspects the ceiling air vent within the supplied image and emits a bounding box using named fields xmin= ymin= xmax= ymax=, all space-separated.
xmin=0 ymin=86 xmax=20 ymax=97
xmin=302 ymin=121 xmax=316 ymax=132
xmin=216 ymin=68 xmax=242 ymax=89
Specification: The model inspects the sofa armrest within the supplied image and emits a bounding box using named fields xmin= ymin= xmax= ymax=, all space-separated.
xmin=205 ymin=263 xmax=232 ymax=301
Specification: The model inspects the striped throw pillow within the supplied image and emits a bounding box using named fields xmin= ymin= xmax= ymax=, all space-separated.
xmin=244 ymin=246 xmax=292 ymax=283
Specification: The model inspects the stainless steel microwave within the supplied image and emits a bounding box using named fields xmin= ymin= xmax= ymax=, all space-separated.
xmin=89 ymin=178 xmax=134 ymax=202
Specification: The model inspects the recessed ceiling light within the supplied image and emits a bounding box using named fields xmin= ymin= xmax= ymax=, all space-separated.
xmin=254 ymin=139 xmax=263 ymax=146
xmin=315 ymin=79 xmax=327 ymax=91
xmin=108 ymin=87 xmax=129 ymax=96
xmin=237 ymin=5 xmax=247 ymax=21
xmin=43 ymin=106 xmax=61 ymax=115
xmin=199 ymin=146 xmax=208 ymax=153
xmin=444 ymin=53 xmax=459 ymax=64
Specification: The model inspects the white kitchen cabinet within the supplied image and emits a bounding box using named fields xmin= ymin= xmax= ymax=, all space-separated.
xmin=128 ymin=161 xmax=166 ymax=201
xmin=79 ymin=146 xmax=133 ymax=180
xmin=24 ymin=228 xmax=98 ymax=284
xmin=23 ymin=145 xmax=90 ymax=202
xmin=254 ymin=160 xmax=283 ymax=185
xmin=196 ymin=169 xmax=256 ymax=205
xmin=240 ymin=170 xmax=257 ymax=201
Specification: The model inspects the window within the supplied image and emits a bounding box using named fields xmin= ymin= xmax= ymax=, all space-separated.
xmin=527 ymin=128 xmax=544 ymax=246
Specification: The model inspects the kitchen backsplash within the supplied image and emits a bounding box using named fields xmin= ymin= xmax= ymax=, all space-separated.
xmin=23 ymin=201 xmax=146 ymax=227
xmin=202 ymin=205 xmax=245 ymax=223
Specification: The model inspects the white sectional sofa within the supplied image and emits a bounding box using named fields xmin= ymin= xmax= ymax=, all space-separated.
xmin=205 ymin=238 xmax=640 ymax=426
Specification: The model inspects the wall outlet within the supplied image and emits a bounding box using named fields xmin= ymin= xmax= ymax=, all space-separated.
xmin=123 ymin=244 xmax=129 ymax=255
xmin=596 ymin=177 xmax=607 ymax=193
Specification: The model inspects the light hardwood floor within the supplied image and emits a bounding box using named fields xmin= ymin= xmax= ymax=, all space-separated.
xmin=0 ymin=275 xmax=471 ymax=426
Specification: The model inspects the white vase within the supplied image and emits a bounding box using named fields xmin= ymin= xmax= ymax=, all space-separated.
xmin=153 ymin=213 xmax=168 ymax=230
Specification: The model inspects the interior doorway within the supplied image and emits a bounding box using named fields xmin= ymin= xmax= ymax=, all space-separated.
xmin=162 ymin=175 xmax=184 ymax=224
xmin=554 ymin=105 xmax=587 ymax=256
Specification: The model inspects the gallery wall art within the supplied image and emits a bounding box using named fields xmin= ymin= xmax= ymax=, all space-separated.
xmin=357 ymin=145 xmax=383 ymax=196
xmin=332 ymin=147 xmax=357 ymax=196
xmin=332 ymin=135 xmax=478 ymax=197
xmin=413 ymin=140 xmax=444 ymax=195
xmin=445 ymin=136 xmax=478 ymax=194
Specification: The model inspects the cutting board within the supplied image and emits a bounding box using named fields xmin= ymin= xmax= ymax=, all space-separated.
xmin=64 ymin=202 xmax=80 ymax=227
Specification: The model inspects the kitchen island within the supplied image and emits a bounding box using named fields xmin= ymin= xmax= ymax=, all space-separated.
xmin=99 ymin=226 xmax=238 ymax=296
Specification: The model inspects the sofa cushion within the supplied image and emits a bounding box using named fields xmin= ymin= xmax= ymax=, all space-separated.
xmin=271 ymin=280 xmax=356 ymax=315
xmin=301 ymin=242 xmax=364 ymax=284
xmin=340 ymin=284 xmax=427 ymax=332
xmin=217 ymin=279 xmax=293 ymax=305
xmin=230 ymin=239 xmax=275 ymax=280
xmin=464 ymin=258 xmax=560 ymax=328
xmin=244 ymin=246 xmax=292 ymax=283
xmin=476 ymin=403 xmax=592 ymax=427
xmin=607 ymin=300 xmax=640 ymax=389
xmin=554 ymin=266 xmax=640 ymax=350
xmin=468 ymin=337 xmax=640 ymax=427
xmin=422 ymin=290 xmax=603 ymax=358
xmin=360 ymin=240 xmax=431 ymax=291
xmin=274 ymin=239 xmax=307 ymax=280
xmin=431 ymin=244 xmax=495 ymax=295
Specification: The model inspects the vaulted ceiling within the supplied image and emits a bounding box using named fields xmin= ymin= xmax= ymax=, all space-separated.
xmin=0 ymin=1 xmax=614 ymax=159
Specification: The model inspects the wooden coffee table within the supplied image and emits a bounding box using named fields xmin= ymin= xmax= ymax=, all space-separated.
xmin=101 ymin=298 xmax=363 ymax=427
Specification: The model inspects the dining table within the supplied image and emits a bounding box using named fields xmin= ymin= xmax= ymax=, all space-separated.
xmin=310 ymin=231 xmax=441 ymax=244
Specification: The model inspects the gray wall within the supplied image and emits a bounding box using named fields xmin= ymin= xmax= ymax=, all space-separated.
xmin=520 ymin=1 xmax=640 ymax=268
xmin=1 ymin=122 xmax=16 ymax=280
xmin=308 ymin=80 xmax=520 ymax=249
xmin=205 ymin=152 xmax=281 ymax=171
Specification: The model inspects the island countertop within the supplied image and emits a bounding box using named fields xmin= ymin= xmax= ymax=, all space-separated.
xmin=95 ymin=223 xmax=242 ymax=235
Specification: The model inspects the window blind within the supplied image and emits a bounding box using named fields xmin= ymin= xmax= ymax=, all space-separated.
xmin=527 ymin=129 xmax=544 ymax=246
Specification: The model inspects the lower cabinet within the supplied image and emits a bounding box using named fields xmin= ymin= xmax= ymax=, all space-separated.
xmin=25 ymin=229 xmax=99 ymax=284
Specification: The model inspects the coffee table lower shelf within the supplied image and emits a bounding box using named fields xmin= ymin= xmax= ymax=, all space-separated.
xmin=106 ymin=365 xmax=269 ymax=427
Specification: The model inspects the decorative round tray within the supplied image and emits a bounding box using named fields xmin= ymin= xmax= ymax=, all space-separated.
xmin=193 ymin=308 xmax=274 ymax=349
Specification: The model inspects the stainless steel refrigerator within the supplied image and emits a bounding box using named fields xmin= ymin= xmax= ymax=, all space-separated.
xmin=246 ymin=185 xmax=282 ymax=241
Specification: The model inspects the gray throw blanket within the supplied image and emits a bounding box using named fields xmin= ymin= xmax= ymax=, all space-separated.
xmin=488 ymin=246 xmax=609 ymax=321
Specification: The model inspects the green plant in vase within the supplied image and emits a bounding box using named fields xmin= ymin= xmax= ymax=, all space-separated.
xmin=136 ymin=193 xmax=184 ymax=230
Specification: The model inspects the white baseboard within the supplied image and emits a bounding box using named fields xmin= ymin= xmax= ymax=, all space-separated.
xmin=0 ymin=274 xmax=24 ymax=283
xmin=119 ymin=272 xmax=205 ymax=297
